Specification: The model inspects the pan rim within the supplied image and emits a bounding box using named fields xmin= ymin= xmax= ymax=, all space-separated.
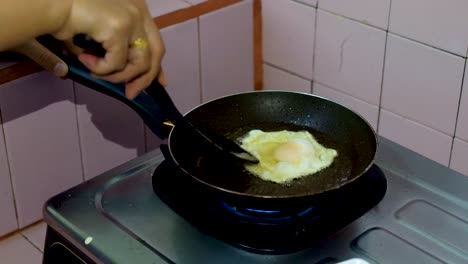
xmin=167 ymin=90 xmax=378 ymax=199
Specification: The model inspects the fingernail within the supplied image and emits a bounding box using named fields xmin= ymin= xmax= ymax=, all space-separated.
xmin=126 ymin=90 xmax=137 ymax=100
xmin=54 ymin=63 xmax=68 ymax=77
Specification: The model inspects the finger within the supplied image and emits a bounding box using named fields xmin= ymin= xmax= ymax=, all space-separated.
xmin=14 ymin=40 xmax=69 ymax=77
xmin=124 ymin=66 xmax=165 ymax=100
xmin=95 ymin=38 xmax=151 ymax=83
xmin=124 ymin=16 xmax=166 ymax=99
xmin=125 ymin=72 xmax=152 ymax=99
xmin=124 ymin=66 xmax=163 ymax=100
xmin=80 ymin=35 xmax=130 ymax=75
xmin=124 ymin=49 xmax=163 ymax=99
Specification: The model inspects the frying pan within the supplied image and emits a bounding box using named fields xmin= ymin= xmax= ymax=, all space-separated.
xmin=45 ymin=35 xmax=377 ymax=209
xmin=165 ymin=91 xmax=377 ymax=209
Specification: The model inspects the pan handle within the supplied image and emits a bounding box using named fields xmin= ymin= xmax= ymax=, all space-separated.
xmin=65 ymin=34 xmax=173 ymax=139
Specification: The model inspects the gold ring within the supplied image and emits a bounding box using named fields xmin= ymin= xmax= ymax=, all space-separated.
xmin=132 ymin=37 xmax=148 ymax=49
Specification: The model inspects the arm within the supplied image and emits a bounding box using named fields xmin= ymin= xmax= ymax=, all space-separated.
xmin=0 ymin=0 xmax=167 ymax=98
xmin=0 ymin=0 xmax=71 ymax=51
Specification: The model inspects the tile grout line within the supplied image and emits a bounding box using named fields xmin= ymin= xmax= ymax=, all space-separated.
xmin=453 ymin=135 xmax=468 ymax=145
xmin=20 ymin=233 xmax=43 ymax=254
xmin=448 ymin=59 xmax=467 ymax=167
xmin=313 ymin=80 xmax=377 ymax=106
xmin=376 ymin=0 xmax=393 ymax=135
xmin=0 ymin=220 xmax=44 ymax=241
xmin=72 ymin=82 xmax=87 ymax=183
xmin=0 ymin=105 xmax=20 ymax=229
xmin=275 ymin=58 xmax=458 ymax=140
xmin=316 ymin=76 xmax=458 ymax=140
xmin=317 ymin=6 xmax=386 ymax=32
xmin=292 ymin=0 xmax=317 ymax=9
xmin=310 ymin=5 xmax=318 ymax=94
xmin=263 ymin=61 xmax=312 ymax=81
xmin=317 ymin=7 xmax=467 ymax=60
xmin=379 ymin=105 xmax=456 ymax=138
xmin=180 ymin=0 xmax=194 ymax=7
xmin=316 ymin=2 xmax=464 ymax=167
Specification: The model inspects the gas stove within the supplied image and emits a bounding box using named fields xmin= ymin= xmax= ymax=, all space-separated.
xmin=151 ymin=158 xmax=386 ymax=255
xmin=42 ymin=137 xmax=468 ymax=263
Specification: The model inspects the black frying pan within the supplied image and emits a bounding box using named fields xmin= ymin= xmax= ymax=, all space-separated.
xmin=49 ymin=35 xmax=377 ymax=209
xmin=165 ymin=91 xmax=377 ymax=208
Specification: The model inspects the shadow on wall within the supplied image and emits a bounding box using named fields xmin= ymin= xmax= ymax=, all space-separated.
xmin=74 ymin=82 xmax=148 ymax=156
xmin=0 ymin=71 xmax=148 ymax=157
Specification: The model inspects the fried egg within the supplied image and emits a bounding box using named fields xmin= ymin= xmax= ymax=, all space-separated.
xmin=240 ymin=130 xmax=338 ymax=184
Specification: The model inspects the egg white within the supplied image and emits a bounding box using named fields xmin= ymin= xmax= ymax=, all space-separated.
xmin=240 ymin=130 xmax=338 ymax=184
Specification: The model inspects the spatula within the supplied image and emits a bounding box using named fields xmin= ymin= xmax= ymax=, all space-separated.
xmin=70 ymin=34 xmax=259 ymax=163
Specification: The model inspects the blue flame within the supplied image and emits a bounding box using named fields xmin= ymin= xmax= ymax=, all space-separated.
xmin=219 ymin=201 xmax=315 ymax=222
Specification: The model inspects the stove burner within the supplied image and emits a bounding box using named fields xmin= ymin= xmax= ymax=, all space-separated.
xmin=152 ymin=161 xmax=387 ymax=254
xmin=219 ymin=201 xmax=316 ymax=223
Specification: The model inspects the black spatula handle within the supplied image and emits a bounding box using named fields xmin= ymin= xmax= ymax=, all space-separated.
xmin=73 ymin=34 xmax=106 ymax=57
xmin=70 ymin=34 xmax=259 ymax=164
xmin=68 ymin=34 xmax=176 ymax=139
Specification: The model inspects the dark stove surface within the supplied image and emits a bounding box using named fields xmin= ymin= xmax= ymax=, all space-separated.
xmin=44 ymin=137 xmax=468 ymax=264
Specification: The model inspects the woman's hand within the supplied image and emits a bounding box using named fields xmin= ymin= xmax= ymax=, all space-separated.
xmin=53 ymin=0 xmax=166 ymax=99
xmin=13 ymin=40 xmax=69 ymax=78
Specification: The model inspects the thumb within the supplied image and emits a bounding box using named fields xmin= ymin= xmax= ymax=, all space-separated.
xmin=13 ymin=40 xmax=69 ymax=77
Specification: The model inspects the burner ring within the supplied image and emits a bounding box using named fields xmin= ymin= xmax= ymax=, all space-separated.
xmin=218 ymin=201 xmax=317 ymax=224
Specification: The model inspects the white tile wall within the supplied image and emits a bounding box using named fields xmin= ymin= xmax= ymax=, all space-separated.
xmin=389 ymin=0 xmax=468 ymax=57
xmin=160 ymin=20 xmax=201 ymax=115
xmin=450 ymin=138 xmax=468 ymax=176
xmin=313 ymin=82 xmax=379 ymax=130
xmin=382 ymin=34 xmax=464 ymax=136
xmin=75 ymin=84 xmax=145 ymax=180
xmin=259 ymin=2 xmax=468 ymax=176
xmin=314 ymin=10 xmax=386 ymax=105
xmin=379 ymin=110 xmax=453 ymax=166
xmin=455 ymin=61 xmax=468 ymax=141
xmin=263 ymin=0 xmax=315 ymax=79
xmin=0 ymin=122 xmax=17 ymax=237
xmin=263 ymin=64 xmax=311 ymax=93
xmin=319 ymin=0 xmax=391 ymax=30
xmin=199 ymin=0 xmax=254 ymax=101
xmin=0 ymin=72 xmax=83 ymax=227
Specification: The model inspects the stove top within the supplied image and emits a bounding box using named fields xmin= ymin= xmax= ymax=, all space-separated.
xmin=43 ymin=137 xmax=468 ymax=263
xmin=151 ymin=158 xmax=386 ymax=255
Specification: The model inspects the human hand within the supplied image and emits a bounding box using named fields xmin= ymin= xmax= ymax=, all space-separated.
xmin=54 ymin=0 xmax=166 ymax=99
xmin=13 ymin=40 xmax=69 ymax=78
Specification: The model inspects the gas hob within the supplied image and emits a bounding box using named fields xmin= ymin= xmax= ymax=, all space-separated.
xmin=151 ymin=157 xmax=386 ymax=255
xmin=42 ymin=137 xmax=468 ymax=263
